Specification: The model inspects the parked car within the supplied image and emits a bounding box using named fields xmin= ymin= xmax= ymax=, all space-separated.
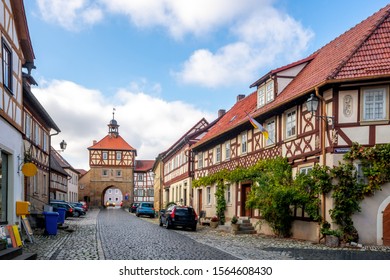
xmin=136 ymin=202 xmax=155 ymax=218
xmin=49 ymin=201 xmax=75 ymax=219
xmin=159 ymin=205 xmax=198 ymax=231
xmin=69 ymin=202 xmax=86 ymax=217
xmin=78 ymin=201 xmax=88 ymax=211
xmin=130 ymin=203 xmax=139 ymax=213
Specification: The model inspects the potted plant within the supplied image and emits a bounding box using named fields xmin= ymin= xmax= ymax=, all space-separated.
xmin=210 ymin=216 xmax=219 ymax=228
xmin=231 ymin=215 xmax=240 ymax=232
xmin=320 ymin=221 xmax=342 ymax=247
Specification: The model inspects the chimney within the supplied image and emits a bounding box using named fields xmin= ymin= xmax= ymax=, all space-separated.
xmin=218 ymin=109 xmax=226 ymax=118
xmin=93 ymin=140 xmax=97 ymax=145
xmin=237 ymin=94 xmax=245 ymax=102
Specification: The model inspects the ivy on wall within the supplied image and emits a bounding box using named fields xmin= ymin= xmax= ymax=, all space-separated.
xmin=192 ymin=143 xmax=390 ymax=241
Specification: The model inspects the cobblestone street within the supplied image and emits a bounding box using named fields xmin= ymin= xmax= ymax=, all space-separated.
xmin=23 ymin=208 xmax=390 ymax=260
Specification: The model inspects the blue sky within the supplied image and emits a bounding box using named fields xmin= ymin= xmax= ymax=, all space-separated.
xmin=25 ymin=0 xmax=390 ymax=169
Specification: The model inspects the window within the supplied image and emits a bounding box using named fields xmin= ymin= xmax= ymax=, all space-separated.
xmin=102 ymin=170 xmax=108 ymax=176
xmin=241 ymin=132 xmax=247 ymax=154
xmin=34 ymin=123 xmax=40 ymax=146
xmin=286 ymin=109 xmax=296 ymax=138
xmin=362 ymin=88 xmax=387 ymax=121
xmin=225 ymin=142 xmax=231 ymax=160
xmin=299 ymin=166 xmax=313 ymax=175
xmin=257 ymin=87 xmax=265 ymax=108
xmin=25 ymin=114 xmax=31 ymax=139
xmin=33 ymin=175 xmax=38 ymax=194
xmin=198 ymin=152 xmax=203 ymax=169
xmin=0 ymin=151 xmax=8 ymax=224
xmin=207 ymin=187 xmax=211 ymax=205
xmin=356 ymin=163 xmax=369 ymax=184
xmin=215 ymin=145 xmax=221 ymax=163
xmin=43 ymin=174 xmax=47 ymax=196
xmin=116 ymin=170 xmax=122 ymax=177
xmin=43 ymin=132 xmax=48 ymax=152
xmin=108 ymin=189 xmax=112 ymax=194
xmin=102 ymin=152 xmax=108 ymax=160
xmin=137 ymin=174 xmax=144 ymax=181
xmin=2 ymin=40 xmax=12 ymax=92
xmin=226 ymin=184 xmax=231 ymax=204
xmin=266 ymin=81 xmax=274 ymax=103
xmin=266 ymin=119 xmax=275 ymax=146
xmin=147 ymin=188 xmax=154 ymax=197
xmin=115 ymin=189 xmax=119 ymax=194
xmin=116 ymin=152 xmax=122 ymax=160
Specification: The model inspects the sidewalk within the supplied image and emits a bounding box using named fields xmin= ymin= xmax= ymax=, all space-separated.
xmin=23 ymin=208 xmax=390 ymax=260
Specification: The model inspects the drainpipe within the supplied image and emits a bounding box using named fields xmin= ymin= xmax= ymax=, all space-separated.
xmin=315 ymin=87 xmax=327 ymax=242
xmin=49 ymin=130 xmax=60 ymax=204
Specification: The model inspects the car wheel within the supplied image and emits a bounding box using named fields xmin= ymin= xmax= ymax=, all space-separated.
xmin=74 ymin=211 xmax=80 ymax=217
xmin=191 ymin=225 xmax=197 ymax=231
xmin=136 ymin=213 xmax=139 ymax=217
xmin=165 ymin=219 xmax=171 ymax=229
xmin=159 ymin=219 xmax=163 ymax=227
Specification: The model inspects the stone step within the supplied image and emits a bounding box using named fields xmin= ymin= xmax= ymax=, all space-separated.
xmin=0 ymin=247 xmax=37 ymax=260
xmin=233 ymin=229 xmax=257 ymax=235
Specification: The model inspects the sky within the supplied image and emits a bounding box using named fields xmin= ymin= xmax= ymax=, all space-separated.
xmin=24 ymin=0 xmax=390 ymax=170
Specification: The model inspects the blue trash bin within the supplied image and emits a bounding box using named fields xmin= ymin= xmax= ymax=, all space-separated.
xmin=43 ymin=211 xmax=59 ymax=235
xmin=56 ymin=208 xmax=66 ymax=225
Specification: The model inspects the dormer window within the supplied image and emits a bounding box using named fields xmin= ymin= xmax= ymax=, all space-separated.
xmin=266 ymin=80 xmax=274 ymax=103
xmin=257 ymin=87 xmax=265 ymax=108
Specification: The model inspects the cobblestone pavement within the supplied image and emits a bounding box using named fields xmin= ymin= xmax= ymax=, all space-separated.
xmin=23 ymin=208 xmax=390 ymax=260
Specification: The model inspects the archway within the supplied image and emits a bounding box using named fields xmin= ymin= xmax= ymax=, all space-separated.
xmin=101 ymin=185 xmax=124 ymax=207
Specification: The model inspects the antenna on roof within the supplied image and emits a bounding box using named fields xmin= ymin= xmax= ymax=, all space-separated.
xmin=113 ymin=107 xmax=116 ymax=119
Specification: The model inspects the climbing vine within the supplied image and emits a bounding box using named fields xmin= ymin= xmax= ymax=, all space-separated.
xmin=192 ymin=143 xmax=390 ymax=241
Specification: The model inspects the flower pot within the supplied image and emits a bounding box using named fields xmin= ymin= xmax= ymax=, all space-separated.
xmin=210 ymin=221 xmax=219 ymax=228
xmin=325 ymin=235 xmax=340 ymax=247
xmin=231 ymin=223 xmax=240 ymax=232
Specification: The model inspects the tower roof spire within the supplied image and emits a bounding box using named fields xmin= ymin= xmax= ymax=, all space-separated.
xmin=108 ymin=108 xmax=119 ymax=137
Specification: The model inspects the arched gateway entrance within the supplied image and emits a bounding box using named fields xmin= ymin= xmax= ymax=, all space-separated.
xmin=102 ymin=185 xmax=124 ymax=207
xmin=383 ymin=203 xmax=390 ymax=245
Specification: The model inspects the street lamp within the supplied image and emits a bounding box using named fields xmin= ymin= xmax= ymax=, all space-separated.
xmin=59 ymin=140 xmax=67 ymax=152
xmin=306 ymin=93 xmax=334 ymax=129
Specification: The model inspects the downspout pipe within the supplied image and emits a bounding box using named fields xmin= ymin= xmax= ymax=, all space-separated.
xmin=315 ymin=87 xmax=327 ymax=242
xmin=48 ymin=130 xmax=60 ymax=204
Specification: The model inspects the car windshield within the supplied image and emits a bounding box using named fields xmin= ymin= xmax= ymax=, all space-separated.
xmin=141 ymin=203 xmax=153 ymax=208
xmin=175 ymin=208 xmax=194 ymax=215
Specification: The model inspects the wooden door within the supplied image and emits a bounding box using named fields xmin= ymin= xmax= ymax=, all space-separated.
xmin=383 ymin=204 xmax=390 ymax=245
xmin=241 ymin=184 xmax=252 ymax=217
xmin=198 ymin=189 xmax=203 ymax=215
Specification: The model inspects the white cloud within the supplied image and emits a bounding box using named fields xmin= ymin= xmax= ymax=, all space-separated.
xmin=175 ymin=7 xmax=314 ymax=87
xmin=36 ymin=0 xmax=103 ymax=31
xmin=33 ymin=80 xmax=213 ymax=170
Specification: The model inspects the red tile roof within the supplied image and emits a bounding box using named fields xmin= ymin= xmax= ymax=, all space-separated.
xmin=195 ymin=4 xmax=390 ymax=148
xmin=88 ymin=135 xmax=136 ymax=151
xmin=194 ymin=92 xmax=257 ymax=147
xmin=135 ymin=160 xmax=155 ymax=172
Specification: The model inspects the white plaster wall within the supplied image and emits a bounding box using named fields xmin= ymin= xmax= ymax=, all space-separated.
xmin=0 ymin=120 xmax=23 ymax=225
xmin=341 ymin=126 xmax=370 ymax=144
xmin=376 ymin=125 xmax=390 ymax=144
xmin=352 ymin=183 xmax=390 ymax=245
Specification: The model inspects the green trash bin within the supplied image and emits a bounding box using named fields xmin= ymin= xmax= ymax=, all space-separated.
xmin=43 ymin=211 xmax=59 ymax=235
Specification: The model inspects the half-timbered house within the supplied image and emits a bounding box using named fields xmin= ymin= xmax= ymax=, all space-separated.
xmin=133 ymin=160 xmax=155 ymax=203
xmin=161 ymin=118 xmax=219 ymax=213
xmin=192 ymin=4 xmax=390 ymax=245
xmin=80 ymin=114 xmax=137 ymax=207
xmin=0 ymin=0 xmax=60 ymax=225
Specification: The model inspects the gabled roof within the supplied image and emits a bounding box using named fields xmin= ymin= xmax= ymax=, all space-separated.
xmin=194 ymin=4 xmax=390 ymax=149
xmin=261 ymin=4 xmax=390 ymax=112
xmin=88 ymin=135 xmax=136 ymax=151
xmin=51 ymin=148 xmax=80 ymax=174
xmin=135 ymin=160 xmax=155 ymax=172
xmin=193 ymin=92 xmax=257 ymax=148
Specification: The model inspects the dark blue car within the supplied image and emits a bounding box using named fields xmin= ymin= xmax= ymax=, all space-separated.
xmin=135 ymin=202 xmax=155 ymax=218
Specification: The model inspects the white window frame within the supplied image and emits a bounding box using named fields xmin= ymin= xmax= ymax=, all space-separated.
xmin=362 ymin=87 xmax=387 ymax=121
xmin=226 ymin=184 xmax=231 ymax=204
xmin=257 ymin=86 xmax=265 ymax=108
xmin=198 ymin=152 xmax=203 ymax=169
xmin=241 ymin=132 xmax=247 ymax=154
xmin=116 ymin=152 xmax=122 ymax=160
xmin=266 ymin=80 xmax=274 ymax=103
xmin=299 ymin=166 xmax=313 ymax=175
xmin=207 ymin=187 xmax=211 ymax=205
xmin=102 ymin=152 xmax=108 ymax=160
xmin=285 ymin=108 xmax=297 ymax=139
xmin=25 ymin=114 xmax=31 ymax=139
xmin=225 ymin=142 xmax=231 ymax=160
xmin=138 ymin=174 xmax=144 ymax=181
xmin=215 ymin=145 xmax=221 ymax=163
xmin=266 ymin=119 xmax=275 ymax=146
